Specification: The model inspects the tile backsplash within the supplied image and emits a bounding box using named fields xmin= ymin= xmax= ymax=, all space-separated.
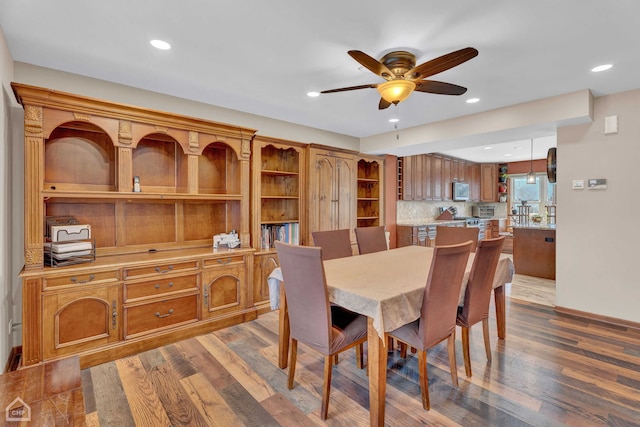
xmin=397 ymin=201 xmax=507 ymax=224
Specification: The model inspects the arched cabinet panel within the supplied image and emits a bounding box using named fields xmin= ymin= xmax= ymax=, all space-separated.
xmin=43 ymin=285 xmax=120 ymax=359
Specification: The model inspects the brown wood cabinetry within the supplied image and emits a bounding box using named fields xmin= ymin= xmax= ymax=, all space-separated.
xmin=14 ymin=83 xmax=257 ymax=367
xmin=481 ymin=163 xmax=498 ymax=202
xmin=487 ymin=218 xmax=507 ymax=239
xmin=252 ymin=251 xmax=279 ymax=315
xmin=357 ymin=155 xmax=385 ymax=228
xmin=42 ymin=283 xmax=120 ymax=360
xmin=307 ymin=146 xmax=357 ymax=243
xmin=401 ymin=154 xmax=430 ymax=200
xmin=431 ymin=154 xmax=444 ymax=200
xmin=397 ymin=225 xmax=435 ymax=247
xmin=513 ymin=227 xmax=556 ymax=279
xmin=250 ymin=136 xmax=306 ymax=315
xmin=251 ymin=136 xmax=306 ymax=249
xmin=398 ymin=154 xmax=488 ymax=202
xmin=468 ymin=163 xmax=481 ymax=201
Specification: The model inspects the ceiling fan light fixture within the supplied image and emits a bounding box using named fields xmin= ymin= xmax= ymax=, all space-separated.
xmin=377 ymin=80 xmax=416 ymax=104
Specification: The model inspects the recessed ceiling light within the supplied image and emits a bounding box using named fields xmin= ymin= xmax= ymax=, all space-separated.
xmin=150 ymin=39 xmax=171 ymax=50
xmin=483 ymin=146 xmax=492 ymax=150
xmin=504 ymin=153 xmax=513 ymax=157
xmin=307 ymin=91 xmax=320 ymax=97
xmin=466 ymin=98 xmax=480 ymax=104
xmin=389 ymin=118 xmax=399 ymax=123
xmin=514 ymin=146 xmax=522 ymax=150
xmin=591 ymin=64 xmax=613 ymax=73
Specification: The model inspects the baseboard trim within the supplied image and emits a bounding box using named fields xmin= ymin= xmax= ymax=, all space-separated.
xmin=4 ymin=346 xmax=22 ymax=372
xmin=555 ymin=306 xmax=640 ymax=332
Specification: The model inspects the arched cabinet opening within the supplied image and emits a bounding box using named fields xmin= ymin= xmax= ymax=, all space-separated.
xmin=45 ymin=121 xmax=116 ymax=192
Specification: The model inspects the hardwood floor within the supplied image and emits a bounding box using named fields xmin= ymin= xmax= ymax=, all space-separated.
xmin=507 ymin=273 xmax=556 ymax=306
xmin=82 ymin=296 xmax=640 ymax=426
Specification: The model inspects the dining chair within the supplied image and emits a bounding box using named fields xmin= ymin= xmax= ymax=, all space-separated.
xmin=456 ymin=236 xmax=505 ymax=377
xmin=354 ymin=226 xmax=387 ymax=255
xmin=274 ymin=241 xmax=367 ymax=420
xmin=387 ymin=241 xmax=473 ymax=410
xmin=312 ymin=229 xmax=353 ymax=260
xmin=435 ymin=225 xmax=479 ymax=251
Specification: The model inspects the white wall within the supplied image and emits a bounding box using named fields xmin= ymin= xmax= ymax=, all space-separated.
xmin=557 ymin=89 xmax=640 ymax=322
xmin=0 ymin=25 xmax=17 ymax=367
xmin=14 ymin=63 xmax=360 ymax=152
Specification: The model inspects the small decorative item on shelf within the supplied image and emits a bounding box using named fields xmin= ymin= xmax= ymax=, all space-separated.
xmin=213 ymin=230 xmax=241 ymax=250
xmin=498 ymin=183 xmax=507 ymax=193
xmin=133 ymin=175 xmax=141 ymax=192
xmin=531 ymin=214 xmax=543 ymax=223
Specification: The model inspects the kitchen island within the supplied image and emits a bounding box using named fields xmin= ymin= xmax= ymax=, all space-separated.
xmin=513 ymin=225 xmax=556 ymax=279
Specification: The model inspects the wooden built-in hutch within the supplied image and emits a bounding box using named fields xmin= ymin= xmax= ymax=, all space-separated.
xmin=13 ymin=83 xmax=386 ymax=368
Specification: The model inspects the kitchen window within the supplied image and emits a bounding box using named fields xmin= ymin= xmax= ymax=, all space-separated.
xmin=509 ymin=173 xmax=556 ymax=219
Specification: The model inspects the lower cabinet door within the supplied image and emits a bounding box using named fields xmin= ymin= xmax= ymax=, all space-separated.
xmin=202 ymin=264 xmax=246 ymax=318
xmin=43 ymin=284 xmax=120 ymax=359
xmin=253 ymin=252 xmax=279 ymax=312
xmin=123 ymin=293 xmax=199 ymax=339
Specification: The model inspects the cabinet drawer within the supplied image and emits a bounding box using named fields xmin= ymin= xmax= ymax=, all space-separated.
xmin=124 ymin=260 xmax=199 ymax=279
xmin=43 ymin=269 xmax=120 ymax=290
xmin=202 ymin=254 xmax=246 ymax=269
xmin=124 ymin=294 xmax=199 ymax=338
xmin=124 ymin=274 xmax=199 ymax=302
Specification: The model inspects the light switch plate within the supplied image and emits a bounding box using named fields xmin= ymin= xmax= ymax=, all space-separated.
xmin=588 ymin=178 xmax=607 ymax=189
xmin=572 ymin=180 xmax=584 ymax=189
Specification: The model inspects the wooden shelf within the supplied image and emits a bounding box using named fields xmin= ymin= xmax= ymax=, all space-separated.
xmin=42 ymin=190 xmax=244 ymax=200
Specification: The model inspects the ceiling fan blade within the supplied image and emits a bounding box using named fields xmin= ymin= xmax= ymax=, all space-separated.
xmin=404 ymin=47 xmax=478 ymax=80
xmin=378 ymin=98 xmax=392 ymax=110
xmin=348 ymin=50 xmax=394 ymax=79
xmin=415 ymin=80 xmax=468 ymax=95
xmin=320 ymin=83 xmax=377 ymax=94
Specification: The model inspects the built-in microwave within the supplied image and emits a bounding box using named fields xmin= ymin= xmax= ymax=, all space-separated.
xmin=452 ymin=182 xmax=470 ymax=201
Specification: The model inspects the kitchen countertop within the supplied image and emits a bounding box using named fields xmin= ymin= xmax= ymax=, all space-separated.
xmin=512 ymin=223 xmax=556 ymax=230
xmin=397 ymin=217 xmax=507 ymax=226
xmin=396 ymin=219 xmax=466 ymax=226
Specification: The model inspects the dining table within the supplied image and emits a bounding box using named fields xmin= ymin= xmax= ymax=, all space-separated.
xmin=269 ymin=245 xmax=514 ymax=427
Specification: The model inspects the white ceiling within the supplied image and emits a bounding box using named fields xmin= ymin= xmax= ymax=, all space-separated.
xmin=2 ymin=1 xmax=639 ymax=162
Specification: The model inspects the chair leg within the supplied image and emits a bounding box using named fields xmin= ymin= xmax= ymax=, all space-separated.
xmin=482 ymin=318 xmax=492 ymax=361
xmin=288 ymin=339 xmax=298 ymax=389
xmin=417 ymin=350 xmax=430 ymax=410
xmin=447 ymin=332 xmax=459 ymax=386
xmin=399 ymin=342 xmax=407 ymax=359
xmin=356 ymin=343 xmax=364 ymax=369
xmin=461 ymin=326 xmax=472 ymax=377
xmin=321 ymin=354 xmax=334 ymax=420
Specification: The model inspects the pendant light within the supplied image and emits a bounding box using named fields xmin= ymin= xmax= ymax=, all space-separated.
xmin=526 ymin=138 xmax=536 ymax=184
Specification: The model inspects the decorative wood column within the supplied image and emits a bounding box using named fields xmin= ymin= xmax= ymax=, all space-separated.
xmin=23 ymin=105 xmax=44 ymax=269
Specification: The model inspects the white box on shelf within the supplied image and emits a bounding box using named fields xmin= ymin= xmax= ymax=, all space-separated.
xmin=50 ymin=224 xmax=91 ymax=242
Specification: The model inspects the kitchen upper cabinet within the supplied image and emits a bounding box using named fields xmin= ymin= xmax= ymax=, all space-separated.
xmin=401 ymin=154 xmax=432 ymax=200
xmin=308 ymin=147 xmax=356 ymax=243
xmin=442 ymin=157 xmax=452 ymax=200
xmin=480 ymin=163 xmax=498 ymax=202
xmin=431 ymin=155 xmax=443 ymax=200
xmin=468 ymin=163 xmax=481 ymax=201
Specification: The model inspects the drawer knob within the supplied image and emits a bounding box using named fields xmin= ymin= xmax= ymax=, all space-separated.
xmin=155 ymin=309 xmax=174 ymax=318
xmin=155 ymin=265 xmax=174 ymax=274
xmin=71 ymin=274 xmax=95 ymax=284
xmin=216 ymin=258 xmax=231 ymax=265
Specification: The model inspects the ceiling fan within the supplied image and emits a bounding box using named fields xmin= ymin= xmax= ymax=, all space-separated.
xmin=321 ymin=47 xmax=478 ymax=110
